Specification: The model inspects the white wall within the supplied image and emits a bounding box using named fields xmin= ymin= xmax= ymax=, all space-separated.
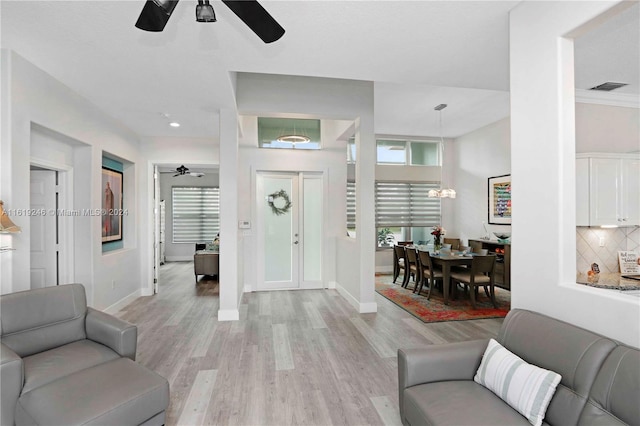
xmin=510 ymin=1 xmax=639 ymax=347
xmin=450 ymin=117 xmax=511 ymax=244
xmin=1 ymin=50 xmax=143 ymax=310
xmin=575 ymin=102 xmax=640 ymax=153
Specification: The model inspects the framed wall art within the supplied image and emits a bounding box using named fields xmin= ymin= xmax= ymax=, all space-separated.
xmin=488 ymin=174 xmax=511 ymax=225
xmin=102 ymin=166 xmax=123 ymax=243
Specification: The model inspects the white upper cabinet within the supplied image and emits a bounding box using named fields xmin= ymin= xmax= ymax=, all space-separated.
xmin=577 ymin=154 xmax=640 ymax=227
xmin=622 ymin=157 xmax=640 ymax=225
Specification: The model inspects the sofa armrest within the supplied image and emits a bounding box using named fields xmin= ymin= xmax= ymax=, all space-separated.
xmin=85 ymin=307 xmax=137 ymax=360
xmin=1 ymin=342 xmax=24 ymax=426
xmin=398 ymin=339 xmax=489 ymax=421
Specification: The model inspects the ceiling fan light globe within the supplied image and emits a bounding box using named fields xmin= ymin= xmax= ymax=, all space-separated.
xmin=196 ymin=1 xmax=217 ymax=22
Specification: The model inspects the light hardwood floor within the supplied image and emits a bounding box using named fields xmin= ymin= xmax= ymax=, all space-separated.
xmin=117 ymin=261 xmax=503 ymax=426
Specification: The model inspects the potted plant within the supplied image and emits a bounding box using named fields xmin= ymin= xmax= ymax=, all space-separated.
xmin=377 ymin=228 xmax=396 ymax=247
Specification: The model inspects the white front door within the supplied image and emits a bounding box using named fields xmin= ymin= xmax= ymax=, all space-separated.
xmin=257 ymin=172 xmax=323 ymax=290
xmin=30 ymin=170 xmax=57 ymax=289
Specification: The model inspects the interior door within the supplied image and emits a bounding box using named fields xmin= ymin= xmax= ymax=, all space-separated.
xmin=257 ymin=172 xmax=323 ymax=290
xmin=30 ymin=170 xmax=57 ymax=289
xmin=257 ymin=172 xmax=300 ymax=290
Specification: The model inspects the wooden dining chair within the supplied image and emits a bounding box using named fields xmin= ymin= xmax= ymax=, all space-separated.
xmin=403 ymin=247 xmax=419 ymax=289
xmin=397 ymin=241 xmax=413 ymax=246
xmin=415 ymin=250 xmax=443 ymax=298
xmin=392 ymin=245 xmax=406 ymax=284
xmin=472 ymin=247 xmax=489 ymax=255
xmin=443 ymin=238 xmax=460 ymax=251
xmin=449 ymin=255 xmax=497 ymax=309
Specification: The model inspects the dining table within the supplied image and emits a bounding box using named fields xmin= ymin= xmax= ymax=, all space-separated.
xmin=429 ymin=251 xmax=474 ymax=305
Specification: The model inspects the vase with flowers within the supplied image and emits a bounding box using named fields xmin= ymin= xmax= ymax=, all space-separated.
xmin=431 ymin=226 xmax=445 ymax=252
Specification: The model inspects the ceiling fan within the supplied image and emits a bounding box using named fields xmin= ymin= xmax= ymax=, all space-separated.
xmin=135 ymin=0 xmax=285 ymax=44
xmin=161 ymin=165 xmax=205 ymax=177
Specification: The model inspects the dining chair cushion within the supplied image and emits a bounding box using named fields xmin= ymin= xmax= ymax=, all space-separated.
xmin=450 ymin=271 xmax=491 ymax=284
xmin=474 ymin=339 xmax=562 ymax=426
xmin=421 ymin=266 xmax=443 ymax=278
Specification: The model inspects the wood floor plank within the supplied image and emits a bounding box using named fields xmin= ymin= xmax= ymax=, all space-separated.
xmin=119 ymin=263 xmax=504 ymax=426
xmin=303 ymin=301 xmax=328 ymax=329
xmin=371 ymin=395 xmax=403 ymax=426
xmin=176 ymin=369 xmax=217 ymax=426
xmin=272 ymin=323 xmax=295 ymax=371
xmin=351 ymin=317 xmax=397 ymax=358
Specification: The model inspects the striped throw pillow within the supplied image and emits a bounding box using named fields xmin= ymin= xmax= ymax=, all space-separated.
xmin=474 ymin=338 xmax=562 ymax=426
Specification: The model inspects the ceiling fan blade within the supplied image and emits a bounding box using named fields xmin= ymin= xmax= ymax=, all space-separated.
xmin=221 ymin=0 xmax=285 ymax=43
xmin=173 ymin=173 xmax=180 ymax=177
xmin=135 ymin=0 xmax=180 ymax=32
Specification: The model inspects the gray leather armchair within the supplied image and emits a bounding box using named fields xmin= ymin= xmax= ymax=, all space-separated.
xmin=398 ymin=309 xmax=640 ymax=425
xmin=0 ymin=284 xmax=169 ymax=426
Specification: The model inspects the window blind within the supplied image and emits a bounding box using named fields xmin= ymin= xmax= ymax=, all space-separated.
xmin=172 ymin=187 xmax=220 ymax=243
xmin=347 ymin=180 xmax=356 ymax=229
xmin=375 ymin=181 xmax=441 ymax=227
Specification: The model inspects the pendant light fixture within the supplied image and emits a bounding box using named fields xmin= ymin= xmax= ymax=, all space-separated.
xmin=276 ymin=119 xmax=311 ymax=146
xmin=428 ymin=104 xmax=456 ymax=198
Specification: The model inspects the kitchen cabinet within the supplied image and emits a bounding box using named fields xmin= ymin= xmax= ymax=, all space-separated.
xmin=576 ymin=153 xmax=640 ymax=227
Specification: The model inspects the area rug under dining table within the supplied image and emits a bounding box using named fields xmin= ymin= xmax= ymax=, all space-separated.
xmin=375 ymin=274 xmax=510 ymax=323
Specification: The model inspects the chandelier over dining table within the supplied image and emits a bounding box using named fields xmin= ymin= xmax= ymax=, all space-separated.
xmin=428 ymin=103 xmax=456 ymax=198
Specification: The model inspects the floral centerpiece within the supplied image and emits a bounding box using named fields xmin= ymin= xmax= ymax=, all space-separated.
xmin=431 ymin=226 xmax=446 ymax=251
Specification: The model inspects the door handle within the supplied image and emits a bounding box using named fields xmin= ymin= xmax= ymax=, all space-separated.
xmin=294 ymin=241 xmax=299 ymax=244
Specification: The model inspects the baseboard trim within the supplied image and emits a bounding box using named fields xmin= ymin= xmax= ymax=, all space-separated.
xmin=165 ymin=256 xmax=193 ymax=262
xmin=327 ymin=281 xmax=337 ymax=289
xmin=104 ymin=289 xmax=141 ymax=314
xmin=243 ymin=284 xmax=252 ymax=293
xmin=375 ymin=266 xmax=393 ymax=274
xmin=218 ymin=309 xmax=240 ymax=321
xmin=336 ymin=282 xmax=360 ymax=311
xmin=335 ymin=282 xmax=377 ymax=313
xmin=359 ymin=302 xmax=378 ymax=313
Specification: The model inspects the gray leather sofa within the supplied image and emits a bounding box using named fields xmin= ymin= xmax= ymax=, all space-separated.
xmin=0 ymin=284 xmax=169 ymax=426
xmin=398 ymin=309 xmax=640 ymax=425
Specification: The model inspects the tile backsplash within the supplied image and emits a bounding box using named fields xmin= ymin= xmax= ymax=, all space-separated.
xmin=577 ymin=227 xmax=640 ymax=274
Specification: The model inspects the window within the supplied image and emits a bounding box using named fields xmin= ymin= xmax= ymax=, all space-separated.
xmin=347 ymin=137 xmax=356 ymax=163
xmin=375 ymin=181 xmax=441 ymax=247
xmin=376 ymin=139 xmax=440 ymax=165
xmin=347 ymin=180 xmax=356 ymax=235
xmin=172 ymin=187 xmax=220 ymax=243
xmin=377 ymin=140 xmax=406 ymax=164
xmin=258 ymin=117 xmax=321 ymax=150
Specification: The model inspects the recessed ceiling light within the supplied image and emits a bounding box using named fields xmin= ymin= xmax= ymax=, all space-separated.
xmin=169 ymin=122 xmax=180 ymax=128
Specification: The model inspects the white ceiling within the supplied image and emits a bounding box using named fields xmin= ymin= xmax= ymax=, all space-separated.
xmin=1 ymin=1 xmax=638 ymax=139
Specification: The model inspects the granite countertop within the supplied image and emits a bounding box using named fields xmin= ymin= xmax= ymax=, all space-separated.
xmin=576 ymin=272 xmax=640 ymax=291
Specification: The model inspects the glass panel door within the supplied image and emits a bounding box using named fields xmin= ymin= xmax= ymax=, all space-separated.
xmin=302 ymin=175 xmax=322 ymax=287
xmin=258 ymin=173 xmax=299 ymax=289
xmin=256 ymin=171 xmax=324 ymax=290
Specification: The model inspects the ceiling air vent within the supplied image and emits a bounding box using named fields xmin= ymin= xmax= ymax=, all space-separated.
xmin=589 ymin=82 xmax=628 ymax=91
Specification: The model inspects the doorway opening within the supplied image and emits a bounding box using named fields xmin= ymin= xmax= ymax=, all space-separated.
xmin=152 ymin=163 xmax=221 ymax=295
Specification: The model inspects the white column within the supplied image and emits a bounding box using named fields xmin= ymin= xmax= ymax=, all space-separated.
xmin=218 ymin=109 xmax=240 ymax=321
xmin=355 ymin=116 xmax=377 ymax=313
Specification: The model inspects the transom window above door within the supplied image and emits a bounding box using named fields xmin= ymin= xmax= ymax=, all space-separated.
xmin=376 ymin=139 xmax=440 ymax=165
xmin=258 ymin=117 xmax=321 ymax=150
